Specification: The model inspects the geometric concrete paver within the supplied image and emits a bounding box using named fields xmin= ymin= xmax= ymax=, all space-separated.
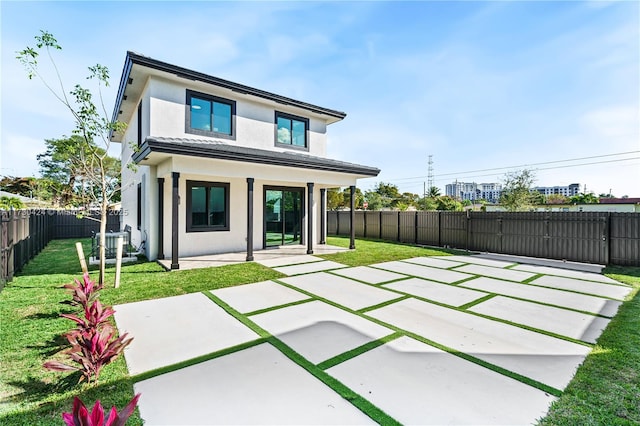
xmin=382 ymin=277 xmax=488 ymax=307
xmin=279 ymin=272 xmax=401 ymax=310
xmin=529 ymin=275 xmax=631 ymax=300
xmin=434 ymin=255 xmax=517 ymax=268
xmin=401 ymin=256 xmax=466 ymax=269
xmin=116 ymin=253 xmax=632 ymax=425
xmin=331 ymin=266 xmax=408 ymax=284
xmin=256 ymin=254 xmax=324 ymax=268
xmin=371 ymin=261 xmax=473 ymax=283
xmin=454 ymin=263 xmax=536 ymax=282
xmin=462 ymin=277 xmax=623 ymax=317
xmin=327 ymin=336 xmax=556 ymax=425
xmin=513 ymin=263 xmax=621 ymax=283
xmin=135 ymin=343 xmax=376 ymax=425
xmin=469 ymin=296 xmax=611 ymax=343
xmin=367 ymin=298 xmax=591 ymax=390
xmin=274 ymin=260 xmax=347 ymax=276
xmin=114 ymin=293 xmax=259 ymax=375
xmin=251 ymin=300 xmax=393 ymax=364
xmin=211 ymin=280 xmax=310 ymax=313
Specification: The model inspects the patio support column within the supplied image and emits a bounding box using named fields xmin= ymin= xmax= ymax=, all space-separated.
xmin=320 ymin=188 xmax=326 ymax=244
xmin=349 ymin=185 xmax=356 ymax=249
xmin=171 ymin=172 xmax=180 ymax=270
xmin=246 ymin=178 xmax=254 ymax=261
xmin=157 ymin=177 xmax=164 ymax=259
xmin=307 ymin=182 xmax=314 ymax=254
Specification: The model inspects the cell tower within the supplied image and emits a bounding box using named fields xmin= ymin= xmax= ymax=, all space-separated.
xmin=427 ymin=155 xmax=434 ymax=191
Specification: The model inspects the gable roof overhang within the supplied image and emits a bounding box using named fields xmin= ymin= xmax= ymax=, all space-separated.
xmin=133 ymin=137 xmax=380 ymax=178
xmin=110 ymin=52 xmax=347 ymax=142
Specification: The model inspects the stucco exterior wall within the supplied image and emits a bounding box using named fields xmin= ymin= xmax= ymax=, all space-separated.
xmin=120 ymin=81 xmax=154 ymax=258
xmin=156 ymin=157 xmax=352 ymax=260
xmin=146 ymin=77 xmax=328 ymax=157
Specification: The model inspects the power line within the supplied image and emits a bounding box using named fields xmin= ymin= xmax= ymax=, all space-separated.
xmin=360 ymin=156 xmax=640 ymax=192
xmin=381 ymin=151 xmax=640 ymax=183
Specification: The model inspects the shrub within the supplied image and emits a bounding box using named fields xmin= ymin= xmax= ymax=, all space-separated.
xmin=45 ymin=275 xmax=133 ymax=383
xmin=63 ymin=273 xmax=103 ymax=309
xmin=62 ymin=394 xmax=140 ymax=426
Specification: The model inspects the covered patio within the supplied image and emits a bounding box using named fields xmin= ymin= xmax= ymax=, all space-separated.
xmin=157 ymin=243 xmax=350 ymax=271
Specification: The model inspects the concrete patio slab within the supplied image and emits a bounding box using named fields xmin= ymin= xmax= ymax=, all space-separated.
xmin=256 ymin=254 xmax=324 ymax=268
xmin=274 ymin=260 xmax=346 ymax=276
xmin=158 ymin=244 xmax=348 ymax=271
xmin=366 ymin=298 xmax=590 ymax=390
xmin=251 ymin=301 xmax=393 ymax=364
xmin=135 ymin=343 xmax=375 ymax=425
xmin=434 ymin=255 xmax=517 ymax=268
xmin=330 ymin=266 xmax=408 ymax=284
xmin=114 ymin=293 xmax=258 ymax=375
xmin=327 ymin=336 xmax=555 ymax=425
xmin=529 ymin=275 xmax=631 ymax=300
xmin=382 ymin=277 xmax=488 ymax=307
xmin=401 ymin=256 xmax=466 ymax=269
xmin=512 ymin=263 xmax=617 ymax=282
xmin=462 ymin=277 xmax=623 ymax=317
xmin=476 ymin=253 xmax=604 ymax=274
xmin=469 ymin=296 xmax=611 ymax=343
xmin=279 ymin=272 xmax=402 ymax=310
xmin=371 ymin=261 xmax=473 ymax=284
xmin=211 ymin=280 xmax=310 ymax=313
xmin=454 ymin=263 xmax=537 ymax=282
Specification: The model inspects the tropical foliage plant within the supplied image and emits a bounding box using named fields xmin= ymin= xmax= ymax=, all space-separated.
xmin=62 ymin=394 xmax=140 ymax=426
xmin=44 ymin=274 xmax=133 ymax=383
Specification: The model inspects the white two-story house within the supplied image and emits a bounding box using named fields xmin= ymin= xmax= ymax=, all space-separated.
xmin=110 ymin=52 xmax=379 ymax=269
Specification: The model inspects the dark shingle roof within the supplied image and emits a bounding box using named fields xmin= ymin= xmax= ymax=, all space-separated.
xmin=134 ymin=137 xmax=380 ymax=177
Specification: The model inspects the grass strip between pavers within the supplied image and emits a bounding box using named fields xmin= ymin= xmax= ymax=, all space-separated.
xmin=317 ymin=332 xmax=404 ymax=370
xmin=457 ymin=293 xmax=497 ymax=310
xmin=202 ymin=291 xmax=402 ymax=426
xmin=131 ymin=338 xmax=266 ymax=383
xmin=456 ymin=281 xmax=619 ymax=320
xmin=358 ymin=295 xmax=411 ymax=313
xmin=273 ymin=279 xmax=565 ymax=397
xmin=245 ymin=297 xmax=314 ymax=316
xmin=522 ymin=273 xmax=544 ymax=284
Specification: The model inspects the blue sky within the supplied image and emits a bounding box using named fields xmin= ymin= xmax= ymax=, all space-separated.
xmin=2 ymin=1 xmax=639 ymax=196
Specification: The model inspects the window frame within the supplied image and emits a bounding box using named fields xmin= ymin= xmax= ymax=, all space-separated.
xmin=137 ymin=101 xmax=142 ymax=147
xmin=186 ymin=180 xmax=231 ymax=233
xmin=185 ymin=90 xmax=236 ymax=140
xmin=274 ymin=111 xmax=309 ymax=151
xmin=136 ymin=183 xmax=142 ymax=230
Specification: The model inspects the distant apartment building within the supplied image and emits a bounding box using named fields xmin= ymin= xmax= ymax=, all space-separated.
xmin=445 ymin=181 xmax=503 ymax=203
xmin=534 ymin=183 xmax=580 ymax=197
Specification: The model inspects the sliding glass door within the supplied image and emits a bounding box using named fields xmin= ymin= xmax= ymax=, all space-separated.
xmin=264 ymin=188 xmax=303 ymax=247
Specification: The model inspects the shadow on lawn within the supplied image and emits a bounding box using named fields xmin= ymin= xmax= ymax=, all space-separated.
xmin=1 ymin=376 xmax=141 ymax=426
xmin=26 ymin=332 xmax=69 ymax=358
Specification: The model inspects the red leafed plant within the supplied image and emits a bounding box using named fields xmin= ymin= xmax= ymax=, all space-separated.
xmin=45 ymin=275 xmax=133 ymax=383
xmin=44 ymin=320 xmax=133 ymax=383
xmin=63 ymin=273 xmax=103 ymax=309
xmin=62 ymin=393 xmax=140 ymax=426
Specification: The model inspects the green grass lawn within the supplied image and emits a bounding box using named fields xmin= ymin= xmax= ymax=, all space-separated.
xmin=0 ymin=239 xmax=284 ymax=425
xmin=0 ymin=236 xmax=638 ymax=425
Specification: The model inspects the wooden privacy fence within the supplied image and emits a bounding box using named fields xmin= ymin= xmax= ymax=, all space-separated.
xmin=328 ymin=211 xmax=640 ymax=267
xmin=1 ymin=209 xmax=121 ymax=289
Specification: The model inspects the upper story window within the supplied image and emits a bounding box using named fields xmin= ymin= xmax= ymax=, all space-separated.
xmin=275 ymin=111 xmax=308 ymax=149
xmin=186 ymin=90 xmax=235 ymax=140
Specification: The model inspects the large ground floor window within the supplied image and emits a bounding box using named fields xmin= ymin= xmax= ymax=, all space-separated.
xmin=187 ymin=181 xmax=230 ymax=232
xmin=264 ymin=187 xmax=304 ymax=247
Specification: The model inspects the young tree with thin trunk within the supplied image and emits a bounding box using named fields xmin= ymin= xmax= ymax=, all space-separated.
xmin=17 ymin=31 xmax=127 ymax=285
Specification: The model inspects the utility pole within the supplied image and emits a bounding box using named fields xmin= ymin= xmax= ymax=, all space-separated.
xmin=427 ymin=154 xmax=434 ymax=193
